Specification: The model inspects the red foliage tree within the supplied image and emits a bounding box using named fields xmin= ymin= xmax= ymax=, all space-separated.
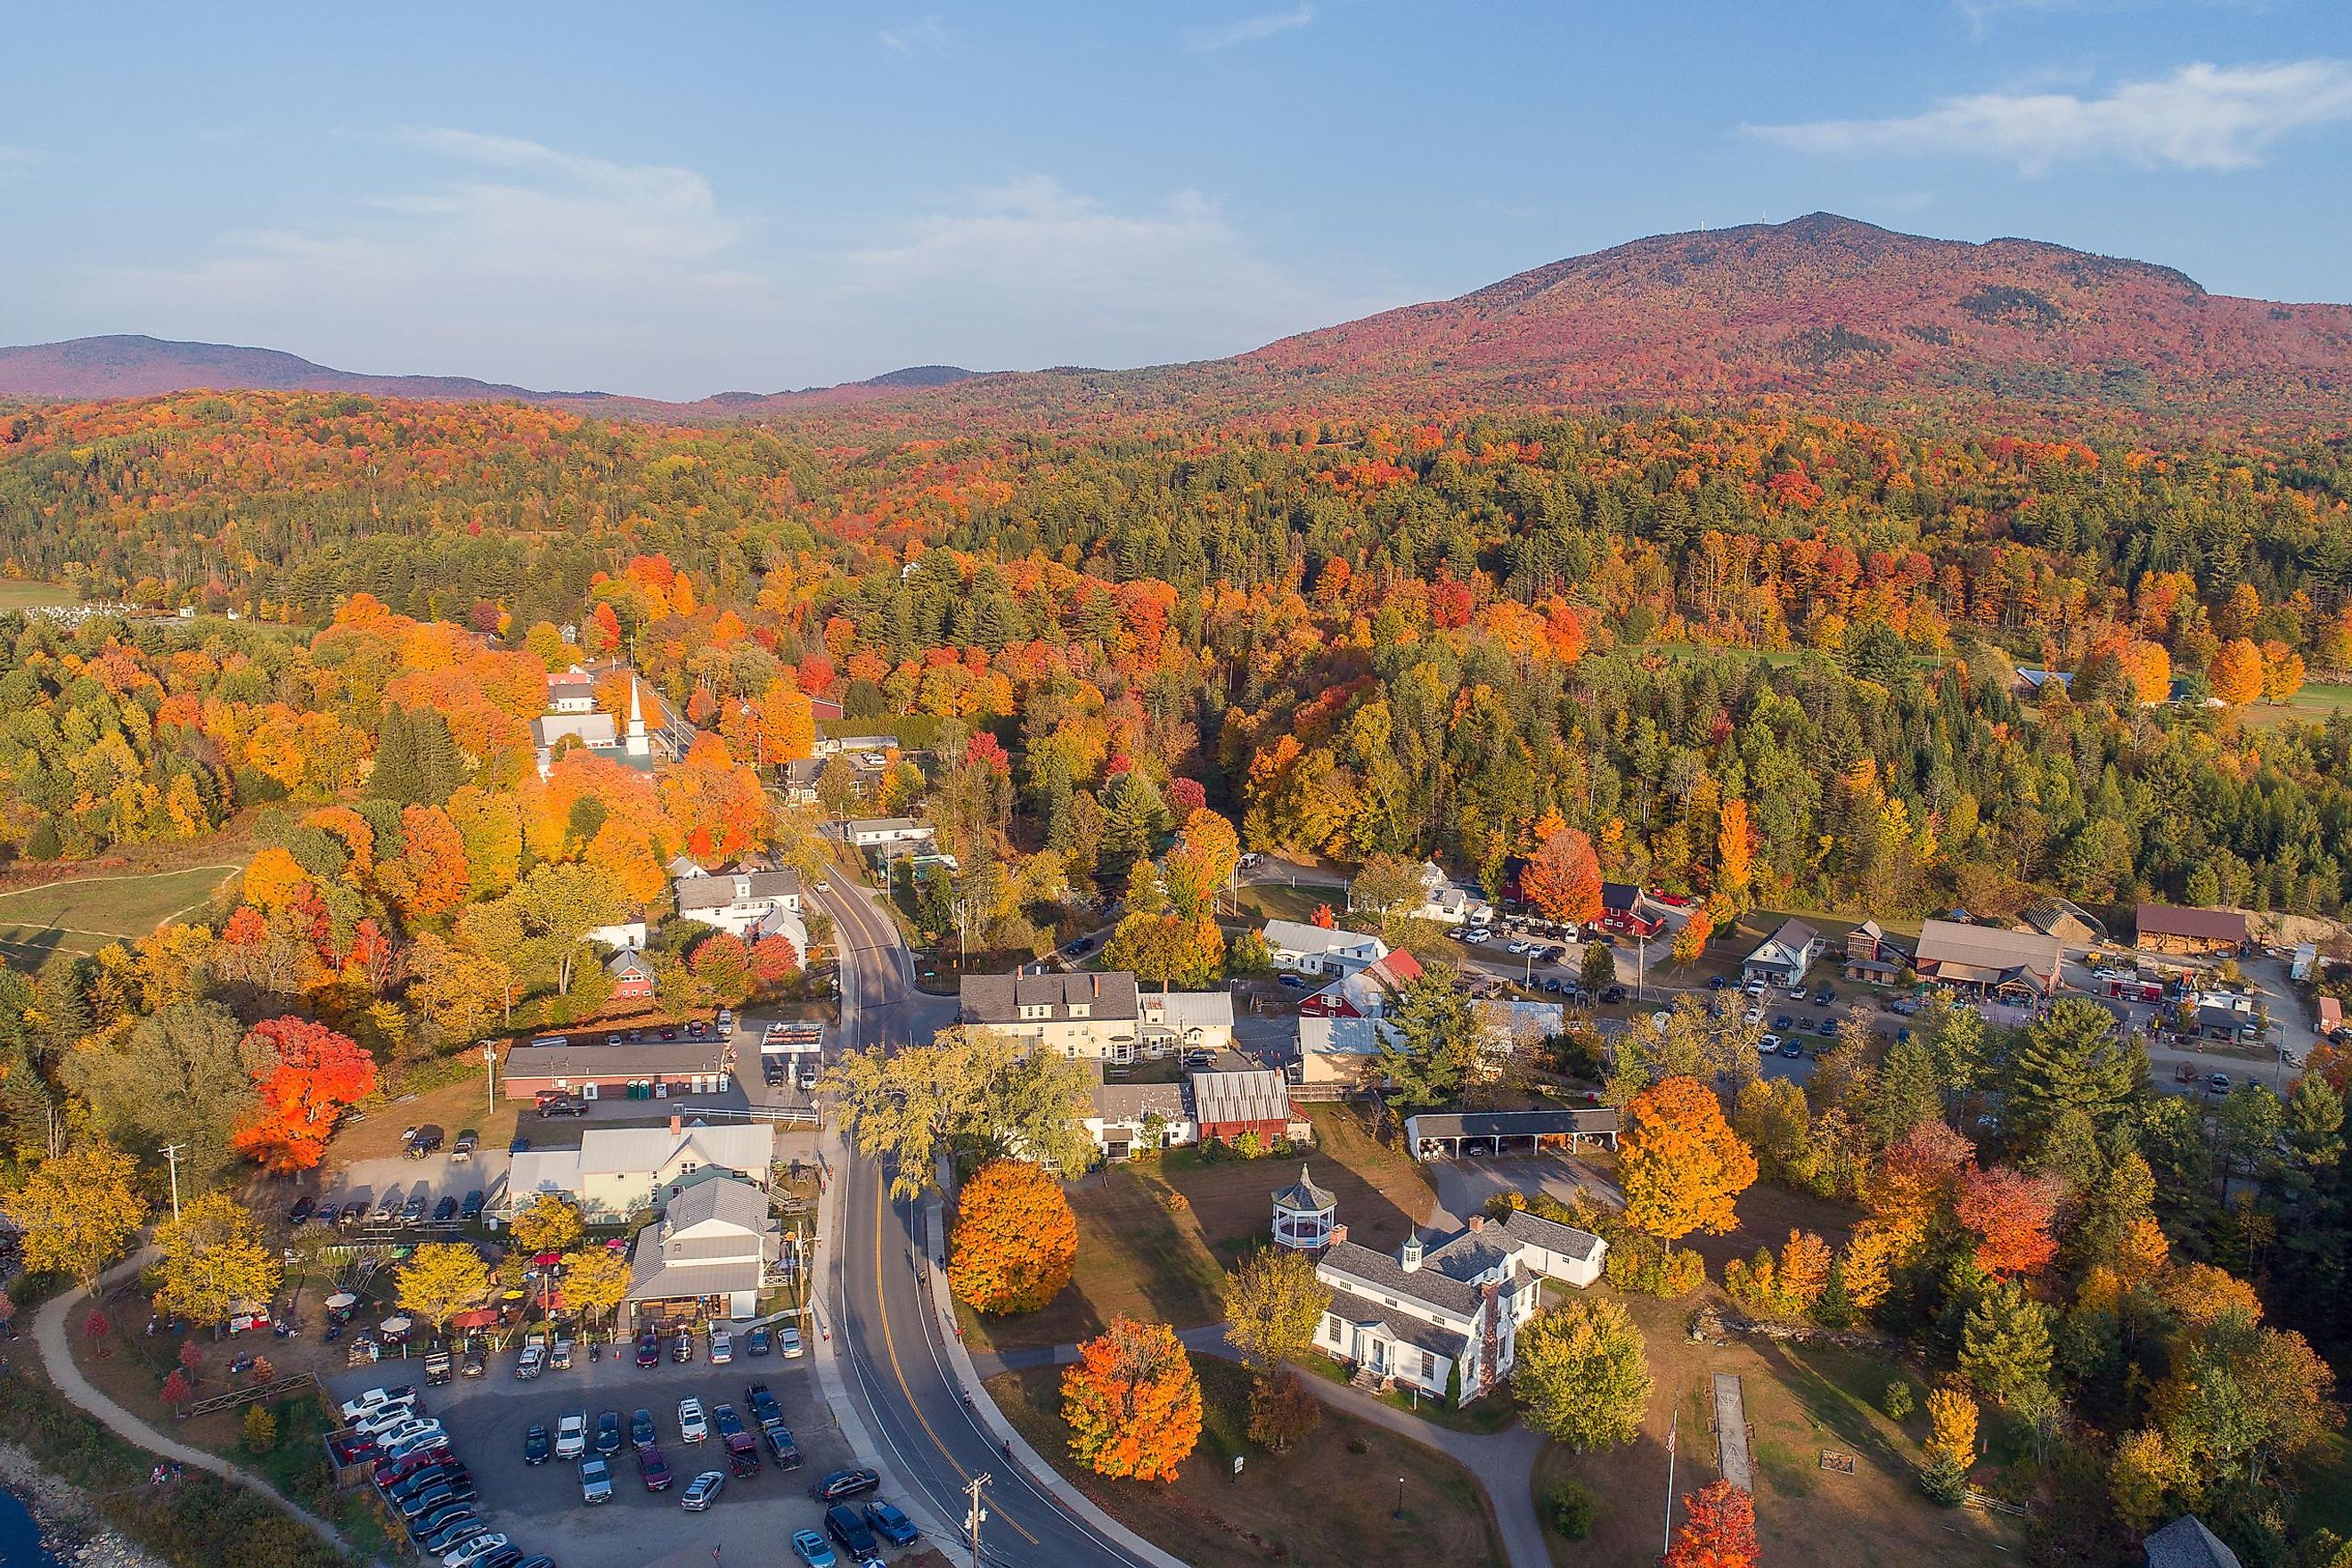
xmin=748 ymin=933 xmax=802 ymax=988
xmin=1165 ymin=777 xmax=1207 ymax=815
xmin=1311 ymin=902 xmax=1336 ymax=929
xmin=1664 ymin=1478 xmax=1760 ymax=1568
xmin=160 ymin=1368 xmax=191 ymax=1407
xmin=1955 ymin=1165 xmax=2061 ymax=1278
xmin=232 ymin=1017 xmax=379 ymax=1173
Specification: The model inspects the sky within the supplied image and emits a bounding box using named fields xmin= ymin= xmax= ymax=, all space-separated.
xmin=3 ymin=0 xmax=2348 ymax=400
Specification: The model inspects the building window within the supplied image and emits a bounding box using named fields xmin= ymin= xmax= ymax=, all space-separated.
xmin=1324 ymin=1314 xmax=1343 ymax=1343
xmin=1421 ymin=1352 xmax=1436 ymax=1382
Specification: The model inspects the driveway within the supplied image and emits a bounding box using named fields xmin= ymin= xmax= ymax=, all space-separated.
xmin=1427 ymin=1153 xmax=1623 ymax=1230
xmin=325 ymin=1350 xmax=885 ymax=1568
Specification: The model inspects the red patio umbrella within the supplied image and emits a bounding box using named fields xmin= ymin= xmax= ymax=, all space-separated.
xmin=450 ymin=1309 xmax=499 ymax=1330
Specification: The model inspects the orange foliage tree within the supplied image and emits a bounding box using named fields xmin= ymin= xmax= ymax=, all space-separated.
xmin=379 ymin=804 xmax=470 ymax=919
xmin=949 ymin=1158 xmax=1079 ymax=1315
xmin=2209 ymin=637 xmax=2264 ymax=707
xmin=1522 ymin=825 xmax=1604 ymax=927
xmin=1663 ymin=1478 xmax=1759 ymax=1568
xmin=1060 ymin=1317 xmax=1203 ymax=1482
xmin=1715 ymin=798 xmax=1753 ymax=902
xmin=1620 ymin=1076 xmax=1757 ymax=1247
xmin=1954 ymin=1165 xmax=2060 ymax=1279
xmin=231 ymin=1017 xmax=378 ymax=1172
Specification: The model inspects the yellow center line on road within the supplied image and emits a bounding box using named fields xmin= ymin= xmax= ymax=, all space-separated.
xmin=848 ymin=886 xmax=1041 ymax=1548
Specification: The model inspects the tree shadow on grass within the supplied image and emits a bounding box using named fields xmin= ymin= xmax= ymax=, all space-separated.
xmin=1749 ymin=1336 xmax=1913 ymax=1482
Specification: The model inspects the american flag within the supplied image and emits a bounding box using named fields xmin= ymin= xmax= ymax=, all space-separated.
xmin=1666 ymin=1413 xmax=1677 ymax=1456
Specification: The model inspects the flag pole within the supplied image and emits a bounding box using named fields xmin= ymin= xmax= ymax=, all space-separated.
xmin=1662 ymin=1407 xmax=1678 ymax=1557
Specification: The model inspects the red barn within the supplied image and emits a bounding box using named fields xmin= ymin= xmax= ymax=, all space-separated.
xmin=1189 ymin=1068 xmax=1306 ymax=1147
xmin=606 ymin=949 xmax=657 ymax=1000
xmin=1597 ymin=883 xmax=1667 ymax=939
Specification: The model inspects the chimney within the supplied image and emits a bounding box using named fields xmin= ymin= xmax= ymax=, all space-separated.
xmin=1400 ymin=1233 xmax=1424 ymax=1272
xmin=1328 ymin=1223 xmax=1348 ymax=1248
xmin=1090 ymin=972 xmax=1100 ymax=1000
xmin=669 ymin=1114 xmax=682 ymax=1137
xmin=1466 ymin=1213 xmax=1485 ymax=1234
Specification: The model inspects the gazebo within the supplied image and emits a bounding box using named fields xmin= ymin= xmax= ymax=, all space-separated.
xmin=1271 ymin=1164 xmax=1336 ymax=1251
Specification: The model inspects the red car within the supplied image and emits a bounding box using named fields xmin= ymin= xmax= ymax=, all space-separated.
xmin=637 ymin=1445 xmax=674 ymax=1492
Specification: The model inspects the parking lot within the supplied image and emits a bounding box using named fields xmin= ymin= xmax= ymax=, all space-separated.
xmin=328 ymin=1341 xmax=908 ymax=1568
xmin=321 ymin=1147 xmax=512 ymax=1227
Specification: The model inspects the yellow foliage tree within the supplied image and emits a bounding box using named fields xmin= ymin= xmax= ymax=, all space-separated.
xmin=396 ymin=1243 xmax=493 ymax=1331
xmin=1620 ymin=1076 xmax=1757 ymax=1247
xmin=950 ymin=1158 xmax=1079 ymax=1315
xmin=2 ymin=1145 xmax=147 ymax=1291
xmin=1061 ymin=1317 xmax=1203 ymax=1482
xmin=152 ymin=1193 xmax=282 ymax=1326
xmin=2209 ymin=638 xmax=2264 ymax=707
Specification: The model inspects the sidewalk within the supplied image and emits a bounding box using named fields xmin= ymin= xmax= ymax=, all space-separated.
xmin=31 ymin=1248 xmax=352 ymax=1556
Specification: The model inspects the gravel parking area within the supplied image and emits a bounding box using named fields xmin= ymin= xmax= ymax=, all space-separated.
xmin=323 ymin=1147 xmax=511 ymax=1221
xmin=328 ymin=1348 xmax=899 ymax=1568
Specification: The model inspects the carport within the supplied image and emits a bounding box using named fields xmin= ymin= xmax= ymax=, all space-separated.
xmin=1403 ymin=1107 xmax=1619 ymax=1162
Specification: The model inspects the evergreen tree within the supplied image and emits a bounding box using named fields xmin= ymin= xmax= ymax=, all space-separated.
xmin=1375 ymin=971 xmax=1482 ymax=1109
xmin=1958 ymin=1282 xmax=2055 ymax=1414
xmin=2004 ymin=998 xmax=2142 ymax=1153
xmin=1868 ymin=1035 xmax=1944 ymax=1147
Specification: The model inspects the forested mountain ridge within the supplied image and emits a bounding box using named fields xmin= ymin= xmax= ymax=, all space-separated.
xmin=10 ymin=216 xmax=2348 ymax=433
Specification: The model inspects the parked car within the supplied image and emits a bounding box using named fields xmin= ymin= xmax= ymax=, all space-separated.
xmin=1772 ymin=1015 xmax=1793 ymax=1031
xmin=372 ymin=1191 xmax=404 ymax=1223
xmin=1780 ymin=1040 xmax=1805 ymax=1059
xmin=553 ymin=1411 xmax=587 ymax=1460
xmin=1708 ymin=975 xmax=1728 ymax=990
xmin=523 ymin=1425 xmax=551 ymax=1465
xmin=538 ymin=1098 xmax=588 ymax=1118
xmin=1760 ymin=1033 xmax=1782 ymax=1052
xmin=862 ymin=1500 xmax=920 ymax=1548
xmin=459 ymin=1189 xmax=486 ymax=1221
xmin=515 ymin=1345 xmax=544 ymax=1380
xmin=709 ymin=1330 xmax=733 ymax=1365
xmin=404 ymin=1124 xmax=444 ymax=1158
xmin=287 ymin=1195 xmax=316 ymax=1224
xmin=1066 ymin=936 xmax=1093 ymax=955
xmin=443 ymin=1539 xmax=508 ymax=1568
xmin=682 ymin=1472 xmax=727 ymax=1513
xmin=400 ymin=1195 xmax=429 ymax=1226
xmin=788 ymin=1529 xmax=834 ymax=1566
xmin=1814 ymin=987 xmax=1835 ymax=1006
xmin=677 ymin=1398 xmax=709 ymax=1442
xmin=2208 ymin=1073 xmax=2234 ymax=1094
xmin=745 ymin=1325 xmax=772 ymax=1357
xmin=672 ymin=1330 xmax=694 ymax=1363
xmin=635 ymin=1330 xmax=662 ymax=1368
xmin=550 ymin=1337 xmax=573 ymax=1370
xmin=578 ymin=1458 xmax=613 ymax=1506
xmin=594 ymin=1411 xmax=624 ymax=1457
xmin=1890 ymin=997 xmax=1923 ymax=1017
xmin=1600 ymin=986 xmax=1627 ymax=1005
xmin=824 ymin=1504 xmax=879 ymax=1556
xmin=637 ymin=1444 xmax=673 ymax=1491
xmin=432 ymin=1196 xmax=460 ymax=1223
xmin=809 ymin=1468 xmax=881 ymax=1503
xmin=452 ymin=1130 xmax=478 ymax=1162
xmin=338 ymin=1199 xmax=369 ymax=1226
xmin=762 ymin=1421 xmax=802 ymax=1468
xmin=714 ymin=1403 xmax=747 ymax=1439
xmin=724 ymin=1433 xmax=761 ymax=1477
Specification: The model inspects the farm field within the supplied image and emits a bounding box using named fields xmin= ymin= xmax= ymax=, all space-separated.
xmin=0 ymin=862 xmax=241 ymax=965
xmin=0 ymin=580 xmax=78 ymax=610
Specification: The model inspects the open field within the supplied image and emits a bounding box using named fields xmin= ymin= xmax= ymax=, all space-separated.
xmin=0 ymin=580 xmax=78 ymax=610
xmin=1533 ymin=1290 xmax=2019 ymax=1568
xmin=960 ymin=1103 xmax=1437 ymax=1353
xmin=0 ymin=861 xmax=242 ymax=965
xmin=2245 ymin=680 xmax=2352 ymax=728
xmin=1230 ymin=881 xmax=1333 ymax=926
xmin=988 ymin=1352 xmax=1507 ymax=1568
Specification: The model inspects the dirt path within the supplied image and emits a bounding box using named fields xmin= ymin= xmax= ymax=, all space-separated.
xmin=1712 ymin=1371 xmax=1754 ymax=1492
xmin=31 ymin=1248 xmax=354 ymax=1557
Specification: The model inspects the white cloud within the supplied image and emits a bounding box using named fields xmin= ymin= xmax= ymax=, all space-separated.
xmin=840 ymin=176 xmax=1398 ymax=371
xmin=74 ymin=136 xmax=1389 ymax=398
xmin=878 ymin=15 xmax=949 ymax=54
xmin=1750 ymin=59 xmax=2352 ymax=173
xmin=1185 ymin=5 xmax=1313 ymax=53
xmin=84 ymin=130 xmax=771 ymax=397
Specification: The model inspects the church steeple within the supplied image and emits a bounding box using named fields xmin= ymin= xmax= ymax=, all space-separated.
xmin=625 ymin=676 xmax=650 ymax=757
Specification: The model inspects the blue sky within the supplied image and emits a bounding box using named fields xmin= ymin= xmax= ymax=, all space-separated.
xmin=4 ymin=0 xmax=2348 ymax=398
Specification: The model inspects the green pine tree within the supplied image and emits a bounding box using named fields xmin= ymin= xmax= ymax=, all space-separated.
xmin=1958 ymin=1282 xmax=2055 ymax=1415
xmin=2004 ymin=997 xmax=2142 ymax=1152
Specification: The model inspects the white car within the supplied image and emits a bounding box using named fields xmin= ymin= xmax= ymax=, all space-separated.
xmin=708 ymin=1330 xmax=733 ymax=1365
xmin=1760 ymin=1033 xmax=1783 ymax=1052
xmin=677 ymin=1398 xmax=709 ymax=1443
xmin=777 ymin=1325 xmax=804 ymax=1359
xmin=353 ymin=1401 xmax=420 ymax=1435
xmin=1461 ymin=927 xmax=1491 ymax=944
xmin=1744 ymin=976 xmax=1768 ymax=996
xmin=1744 ymin=1006 xmax=1765 ymax=1025
xmin=383 ymin=1425 xmax=448 ymax=1458
xmin=443 ymin=1534 xmax=509 ymax=1568
xmin=341 ymin=1386 xmax=408 ymax=1423
xmin=554 ymin=1410 xmax=588 ymax=1460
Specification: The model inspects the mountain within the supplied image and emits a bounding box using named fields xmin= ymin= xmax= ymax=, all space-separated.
xmin=716 ymin=214 xmax=2352 ymax=433
xmin=9 ymin=217 xmax=2348 ymax=431
xmin=0 ymin=335 xmax=587 ymax=403
xmin=0 ymin=333 xmax=979 ymax=412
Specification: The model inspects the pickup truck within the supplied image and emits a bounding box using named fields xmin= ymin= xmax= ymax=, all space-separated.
xmin=424 ymin=1350 xmax=453 ymax=1386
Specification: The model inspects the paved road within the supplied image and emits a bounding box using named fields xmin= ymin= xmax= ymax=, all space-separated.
xmin=32 ymin=1248 xmax=352 ymax=1555
xmin=817 ymin=878 xmax=1172 ymax=1568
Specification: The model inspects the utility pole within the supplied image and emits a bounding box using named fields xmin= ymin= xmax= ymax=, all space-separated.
xmin=482 ymin=1040 xmax=498 ymax=1117
xmin=161 ymin=1142 xmax=185 ymax=1226
xmin=964 ymin=1472 xmax=991 ymax=1568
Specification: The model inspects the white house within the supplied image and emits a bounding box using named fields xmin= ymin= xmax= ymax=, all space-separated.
xmin=1082 ymin=1082 xmax=1196 ymax=1161
xmin=624 ymin=1175 xmax=779 ymax=1327
xmin=674 ymin=866 xmax=806 ymax=947
xmin=845 ymin=817 xmax=935 ymax=851
xmin=1410 ymin=860 xmax=1493 ymax=927
xmin=508 ymin=1117 xmax=775 ymax=1222
xmin=1293 ymin=1015 xmax=1401 ymax=1091
xmin=960 ymin=969 xmax=1144 ymax=1060
xmin=1742 ymin=918 xmax=1823 ymax=990
xmin=1311 ymin=1208 xmax=1606 ymax=1405
xmin=1137 ymin=988 xmax=1236 ymax=1058
xmin=587 ymin=919 xmax=649 ymax=952
xmin=1261 ymin=919 xmax=1389 ymax=977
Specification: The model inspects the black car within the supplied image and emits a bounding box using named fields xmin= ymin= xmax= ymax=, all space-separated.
xmin=629 ymin=1409 xmax=657 ymax=1450
xmin=538 ymin=1098 xmax=588 ymax=1119
xmin=713 ymin=1403 xmax=746 ymax=1440
xmin=459 ymin=1189 xmax=486 ymax=1221
xmin=1068 ymin=936 xmax=1093 ymax=955
xmin=1600 ymin=985 xmax=1628 ymax=1005
xmin=594 ymin=1411 xmax=624 ymax=1457
xmin=523 ymin=1425 xmax=551 ymax=1465
xmin=432 ymin=1195 xmax=460 ymax=1223
xmin=287 ymin=1195 xmax=316 ymax=1224
xmin=404 ymin=1124 xmax=444 ymax=1158
xmin=634 ymin=1330 xmax=661 ymax=1368
xmin=1779 ymin=1040 xmax=1805 ymax=1058
xmin=808 ymin=1467 xmax=881 ymax=1503
xmin=761 ymin=1420 xmax=802 ymax=1469
xmin=824 ymin=1504 xmax=879 ymax=1556
xmin=863 ymin=1500 xmax=920 ymax=1548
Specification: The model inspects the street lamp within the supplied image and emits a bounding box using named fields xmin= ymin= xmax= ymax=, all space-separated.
xmin=1393 ymin=1475 xmax=1405 ymax=1521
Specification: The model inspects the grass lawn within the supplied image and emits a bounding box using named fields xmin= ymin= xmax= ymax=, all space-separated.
xmin=1294 ymin=1344 xmax=1519 ymax=1433
xmin=987 ymin=1352 xmax=1507 ymax=1568
xmin=1231 ymin=882 xmax=1337 ymax=926
xmin=962 ymin=1103 xmax=1437 ymax=1354
xmin=2245 ymin=680 xmax=2352 ymax=728
xmin=1531 ymin=1289 xmax=2018 ymax=1568
xmin=0 ymin=860 xmax=243 ymax=966
xmin=0 ymin=580 xmax=78 ymax=610
xmin=2296 ymin=1431 xmax=2352 ymax=1541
